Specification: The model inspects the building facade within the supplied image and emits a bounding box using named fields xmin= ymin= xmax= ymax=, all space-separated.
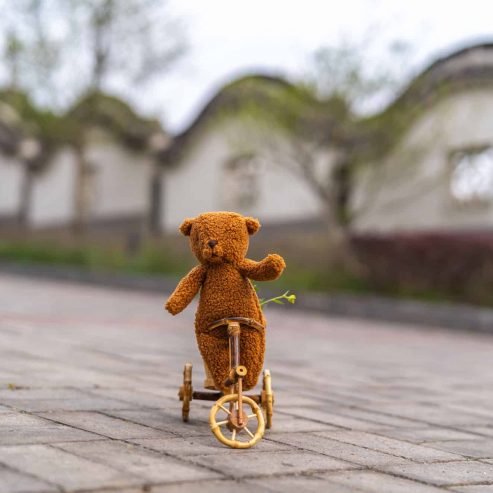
xmin=2 ymin=42 xmax=493 ymax=238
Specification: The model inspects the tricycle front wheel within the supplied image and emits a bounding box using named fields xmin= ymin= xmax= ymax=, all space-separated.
xmin=209 ymin=394 xmax=265 ymax=448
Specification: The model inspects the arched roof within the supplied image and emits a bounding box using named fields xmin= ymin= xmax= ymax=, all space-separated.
xmin=159 ymin=42 xmax=493 ymax=166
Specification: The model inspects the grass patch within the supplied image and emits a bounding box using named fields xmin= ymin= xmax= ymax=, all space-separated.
xmin=0 ymin=240 xmax=191 ymax=277
xmin=0 ymin=239 xmax=486 ymax=306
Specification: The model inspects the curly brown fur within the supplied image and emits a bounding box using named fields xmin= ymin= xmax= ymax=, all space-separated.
xmin=165 ymin=211 xmax=285 ymax=391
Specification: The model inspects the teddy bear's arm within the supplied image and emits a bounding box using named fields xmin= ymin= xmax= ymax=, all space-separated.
xmin=165 ymin=265 xmax=206 ymax=315
xmin=238 ymin=254 xmax=286 ymax=281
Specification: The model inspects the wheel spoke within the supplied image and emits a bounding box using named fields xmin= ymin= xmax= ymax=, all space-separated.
xmin=219 ymin=405 xmax=231 ymax=415
xmin=216 ymin=420 xmax=228 ymax=427
xmin=247 ymin=414 xmax=256 ymax=419
xmin=244 ymin=426 xmax=254 ymax=438
xmin=231 ymin=429 xmax=236 ymax=441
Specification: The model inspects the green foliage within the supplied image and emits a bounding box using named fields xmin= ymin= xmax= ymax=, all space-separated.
xmin=215 ymin=75 xmax=333 ymax=141
xmin=2 ymin=239 xmax=492 ymax=307
xmin=258 ymin=290 xmax=296 ymax=307
xmin=0 ymin=88 xmax=163 ymax=162
xmin=69 ymin=91 xmax=162 ymax=149
xmin=0 ymin=240 xmax=189 ymax=277
xmin=0 ymin=89 xmax=75 ymax=149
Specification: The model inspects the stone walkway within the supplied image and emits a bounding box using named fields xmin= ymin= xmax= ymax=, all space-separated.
xmin=0 ymin=274 xmax=493 ymax=492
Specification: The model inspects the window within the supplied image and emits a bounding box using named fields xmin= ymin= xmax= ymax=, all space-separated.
xmin=221 ymin=153 xmax=261 ymax=210
xmin=450 ymin=147 xmax=493 ymax=204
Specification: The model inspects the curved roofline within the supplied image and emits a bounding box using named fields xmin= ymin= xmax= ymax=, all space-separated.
xmin=350 ymin=40 xmax=493 ymax=158
xmin=392 ymin=40 xmax=493 ymax=104
xmin=420 ymin=40 xmax=493 ymax=75
xmin=159 ymin=41 xmax=493 ymax=166
xmin=157 ymin=73 xmax=313 ymax=165
xmin=175 ymin=73 xmax=294 ymax=134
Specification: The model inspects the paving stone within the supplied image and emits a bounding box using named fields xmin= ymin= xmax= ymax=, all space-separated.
xmin=276 ymin=407 xmax=398 ymax=431
xmin=85 ymin=387 xmax=177 ymax=408
xmin=0 ymin=464 xmax=56 ymax=493
xmin=381 ymin=427 xmax=482 ymax=443
xmin=425 ymin=439 xmax=493 ymax=459
xmin=383 ymin=461 xmax=493 ymax=486
xmin=361 ymin=403 xmax=493 ymax=427
xmin=269 ymin=391 xmax=336 ymax=408
xmin=264 ymin=413 xmax=340 ymax=433
xmin=0 ymin=388 xmax=139 ymax=412
xmin=150 ymin=479 xmax=278 ymax=493
xmin=267 ymin=432 xmax=408 ymax=467
xmin=247 ymin=475 xmax=360 ymax=493
xmin=320 ymin=405 xmax=422 ymax=428
xmin=56 ymin=440 xmax=223 ymax=483
xmin=37 ymin=410 xmax=174 ymax=440
xmin=315 ymin=430 xmax=461 ymax=462
xmin=0 ymin=388 xmax=89 ymax=401
xmin=185 ymin=450 xmax=358 ymax=478
xmin=319 ymin=470 xmax=449 ymax=492
xmin=4 ymin=275 xmax=493 ymax=490
xmin=464 ymin=428 xmax=493 ymax=439
xmin=131 ymin=435 xmax=291 ymax=456
xmin=451 ymin=486 xmax=493 ymax=493
xmin=106 ymin=409 xmax=211 ymax=437
xmin=0 ymin=412 xmax=100 ymax=445
xmin=0 ymin=444 xmax=140 ymax=490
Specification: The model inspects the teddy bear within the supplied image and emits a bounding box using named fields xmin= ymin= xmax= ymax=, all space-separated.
xmin=165 ymin=211 xmax=286 ymax=391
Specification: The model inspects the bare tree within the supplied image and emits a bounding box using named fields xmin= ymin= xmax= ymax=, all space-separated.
xmin=4 ymin=30 xmax=23 ymax=89
xmin=224 ymin=41 xmax=413 ymax=267
xmin=0 ymin=0 xmax=187 ymax=107
xmin=65 ymin=0 xmax=187 ymax=93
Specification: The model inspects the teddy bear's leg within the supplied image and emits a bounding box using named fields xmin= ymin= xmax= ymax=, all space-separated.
xmin=239 ymin=326 xmax=265 ymax=391
xmin=203 ymin=361 xmax=216 ymax=390
xmin=197 ymin=332 xmax=230 ymax=391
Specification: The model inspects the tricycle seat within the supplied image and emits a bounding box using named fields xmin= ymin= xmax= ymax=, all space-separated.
xmin=206 ymin=317 xmax=264 ymax=333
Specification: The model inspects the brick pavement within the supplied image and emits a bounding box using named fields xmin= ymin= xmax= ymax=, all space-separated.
xmin=0 ymin=274 xmax=493 ymax=492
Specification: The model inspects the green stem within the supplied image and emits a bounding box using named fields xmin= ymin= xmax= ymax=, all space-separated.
xmin=260 ymin=291 xmax=290 ymax=306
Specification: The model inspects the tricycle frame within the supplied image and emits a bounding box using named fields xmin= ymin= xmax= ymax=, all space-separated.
xmin=178 ymin=317 xmax=273 ymax=448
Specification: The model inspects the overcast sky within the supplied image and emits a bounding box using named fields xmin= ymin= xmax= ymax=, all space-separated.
xmin=127 ymin=0 xmax=493 ymax=133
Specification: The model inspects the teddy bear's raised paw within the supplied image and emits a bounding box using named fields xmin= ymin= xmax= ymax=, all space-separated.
xmin=165 ymin=299 xmax=180 ymax=315
xmin=265 ymin=254 xmax=286 ymax=276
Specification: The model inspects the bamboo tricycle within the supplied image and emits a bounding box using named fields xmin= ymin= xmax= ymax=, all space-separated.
xmin=178 ymin=317 xmax=274 ymax=449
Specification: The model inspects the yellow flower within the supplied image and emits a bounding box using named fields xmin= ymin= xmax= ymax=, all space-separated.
xmin=286 ymin=294 xmax=296 ymax=304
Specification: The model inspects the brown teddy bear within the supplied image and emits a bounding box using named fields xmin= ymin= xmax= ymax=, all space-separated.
xmin=165 ymin=211 xmax=286 ymax=391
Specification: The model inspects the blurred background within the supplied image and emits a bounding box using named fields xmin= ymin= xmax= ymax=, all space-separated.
xmin=0 ymin=0 xmax=493 ymax=306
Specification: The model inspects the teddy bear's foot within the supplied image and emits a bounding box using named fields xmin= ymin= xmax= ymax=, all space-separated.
xmin=204 ymin=378 xmax=216 ymax=390
xmin=203 ymin=361 xmax=217 ymax=390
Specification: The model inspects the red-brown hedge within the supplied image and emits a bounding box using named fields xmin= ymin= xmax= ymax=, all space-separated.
xmin=350 ymin=231 xmax=493 ymax=305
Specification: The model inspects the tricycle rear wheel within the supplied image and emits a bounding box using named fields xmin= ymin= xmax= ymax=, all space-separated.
xmin=178 ymin=363 xmax=193 ymax=422
xmin=262 ymin=369 xmax=274 ymax=429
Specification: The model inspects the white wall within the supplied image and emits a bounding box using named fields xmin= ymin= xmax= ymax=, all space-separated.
xmin=351 ymin=89 xmax=493 ymax=233
xmin=161 ymin=121 xmax=327 ymax=231
xmin=29 ymin=147 xmax=77 ymax=228
xmin=29 ymin=130 xmax=154 ymax=229
xmin=84 ymin=130 xmax=153 ymax=221
xmin=0 ymin=155 xmax=23 ymax=218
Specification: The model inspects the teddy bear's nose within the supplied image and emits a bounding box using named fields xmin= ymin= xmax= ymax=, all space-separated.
xmin=208 ymin=240 xmax=218 ymax=248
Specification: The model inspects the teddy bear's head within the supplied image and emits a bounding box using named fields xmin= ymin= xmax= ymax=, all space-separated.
xmin=179 ymin=211 xmax=260 ymax=265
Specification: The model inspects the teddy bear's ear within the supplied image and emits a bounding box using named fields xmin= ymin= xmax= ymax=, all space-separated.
xmin=179 ymin=218 xmax=194 ymax=236
xmin=245 ymin=216 xmax=261 ymax=235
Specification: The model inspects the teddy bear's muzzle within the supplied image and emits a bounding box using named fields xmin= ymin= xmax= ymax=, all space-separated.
xmin=202 ymin=242 xmax=224 ymax=262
